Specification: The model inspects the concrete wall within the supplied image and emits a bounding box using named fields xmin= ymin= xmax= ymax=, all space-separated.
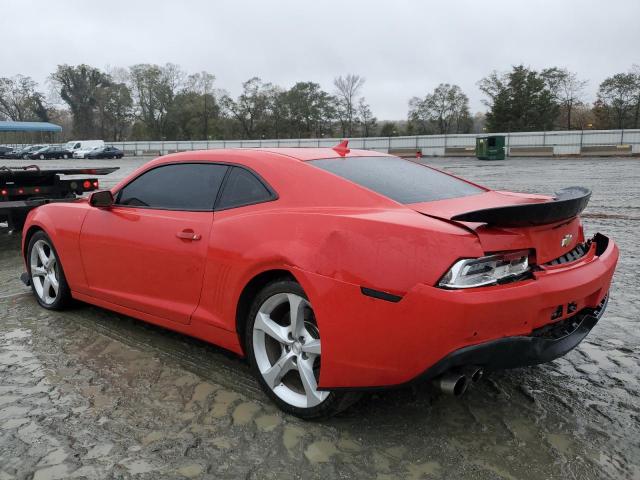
xmin=104 ymin=129 xmax=640 ymax=157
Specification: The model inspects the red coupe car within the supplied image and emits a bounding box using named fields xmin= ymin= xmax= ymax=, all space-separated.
xmin=20 ymin=143 xmax=618 ymax=418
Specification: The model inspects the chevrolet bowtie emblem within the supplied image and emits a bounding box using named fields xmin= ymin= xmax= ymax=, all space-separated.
xmin=561 ymin=234 xmax=573 ymax=248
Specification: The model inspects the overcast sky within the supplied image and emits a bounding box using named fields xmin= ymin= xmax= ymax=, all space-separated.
xmin=1 ymin=0 xmax=638 ymax=119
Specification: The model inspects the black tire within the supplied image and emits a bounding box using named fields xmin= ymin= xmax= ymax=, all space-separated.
xmin=245 ymin=279 xmax=360 ymax=419
xmin=27 ymin=231 xmax=71 ymax=310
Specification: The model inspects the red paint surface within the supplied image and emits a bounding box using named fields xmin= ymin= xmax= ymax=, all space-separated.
xmin=22 ymin=149 xmax=618 ymax=388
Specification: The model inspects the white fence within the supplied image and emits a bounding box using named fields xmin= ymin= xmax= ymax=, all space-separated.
xmin=107 ymin=129 xmax=640 ymax=157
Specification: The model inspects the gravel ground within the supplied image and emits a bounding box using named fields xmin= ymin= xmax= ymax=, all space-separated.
xmin=0 ymin=155 xmax=638 ymax=480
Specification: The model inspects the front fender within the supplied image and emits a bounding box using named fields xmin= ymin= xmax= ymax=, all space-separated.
xmin=22 ymin=203 xmax=90 ymax=291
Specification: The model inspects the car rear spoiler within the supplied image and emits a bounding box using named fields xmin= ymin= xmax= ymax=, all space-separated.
xmin=450 ymin=186 xmax=591 ymax=227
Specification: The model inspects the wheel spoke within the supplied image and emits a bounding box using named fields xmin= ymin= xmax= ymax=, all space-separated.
xmin=254 ymin=312 xmax=290 ymax=344
xmin=31 ymin=266 xmax=47 ymax=278
xmin=288 ymin=294 xmax=306 ymax=338
xmin=42 ymin=277 xmax=51 ymax=297
xmin=301 ymin=339 xmax=321 ymax=355
xmin=298 ymin=358 xmax=324 ymax=406
xmin=262 ymin=352 xmax=295 ymax=388
xmin=48 ymin=273 xmax=59 ymax=294
xmin=36 ymin=245 xmax=49 ymax=267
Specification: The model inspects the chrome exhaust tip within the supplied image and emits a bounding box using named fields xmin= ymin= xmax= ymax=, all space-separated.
xmin=433 ymin=372 xmax=468 ymax=396
xmin=462 ymin=366 xmax=484 ymax=383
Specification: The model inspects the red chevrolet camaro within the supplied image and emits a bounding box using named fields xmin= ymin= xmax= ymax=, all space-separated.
xmin=21 ymin=143 xmax=618 ymax=418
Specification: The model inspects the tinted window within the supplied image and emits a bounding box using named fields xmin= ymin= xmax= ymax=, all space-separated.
xmin=310 ymin=156 xmax=483 ymax=204
xmin=216 ymin=167 xmax=273 ymax=210
xmin=117 ymin=163 xmax=228 ymax=210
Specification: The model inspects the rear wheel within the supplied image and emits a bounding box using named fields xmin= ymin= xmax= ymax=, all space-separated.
xmin=39 ymin=154 xmax=44 ymax=160
xmin=246 ymin=279 xmax=359 ymax=419
xmin=63 ymin=154 xmax=69 ymax=159
xmin=27 ymin=231 xmax=71 ymax=310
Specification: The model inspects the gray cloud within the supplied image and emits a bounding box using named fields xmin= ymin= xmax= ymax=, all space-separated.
xmin=1 ymin=0 xmax=638 ymax=119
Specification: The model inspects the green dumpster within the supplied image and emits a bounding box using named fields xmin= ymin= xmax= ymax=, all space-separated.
xmin=476 ymin=135 xmax=506 ymax=160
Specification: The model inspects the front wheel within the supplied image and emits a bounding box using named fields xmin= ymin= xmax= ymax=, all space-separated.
xmin=39 ymin=154 xmax=45 ymax=160
xmin=246 ymin=279 xmax=359 ymax=419
xmin=63 ymin=154 xmax=68 ymax=159
xmin=27 ymin=231 xmax=71 ymax=310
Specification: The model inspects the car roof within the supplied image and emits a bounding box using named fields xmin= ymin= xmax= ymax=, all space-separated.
xmin=152 ymin=147 xmax=392 ymax=166
xmin=252 ymin=147 xmax=391 ymax=161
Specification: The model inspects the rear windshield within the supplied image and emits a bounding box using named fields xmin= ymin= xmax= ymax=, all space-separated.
xmin=309 ymin=156 xmax=484 ymax=204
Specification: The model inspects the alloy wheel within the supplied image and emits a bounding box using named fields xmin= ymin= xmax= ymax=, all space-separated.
xmin=30 ymin=239 xmax=60 ymax=305
xmin=252 ymin=293 xmax=329 ymax=408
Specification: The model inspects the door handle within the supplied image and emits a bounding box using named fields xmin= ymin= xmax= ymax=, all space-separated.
xmin=176 ymin=229 xmax=201 ymax=241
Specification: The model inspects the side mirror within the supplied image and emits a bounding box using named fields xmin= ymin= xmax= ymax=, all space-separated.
xmin=89 ymin=190 xmax=114 ymax=208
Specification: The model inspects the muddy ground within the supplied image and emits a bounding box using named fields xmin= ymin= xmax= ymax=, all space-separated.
xmin=0 ymin=155 xmax=638 ymax=479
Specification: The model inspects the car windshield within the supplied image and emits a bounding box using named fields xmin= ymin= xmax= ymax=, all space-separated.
xmin=309 ymin=156 xmax=484 ymax=204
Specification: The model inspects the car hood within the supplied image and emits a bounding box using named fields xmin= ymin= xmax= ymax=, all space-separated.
xmin=410 ymin=190 xmax=585 ymax=264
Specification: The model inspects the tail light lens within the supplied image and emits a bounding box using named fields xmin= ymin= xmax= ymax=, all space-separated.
xmin=438 ymin=250 xmax=530 ymax=289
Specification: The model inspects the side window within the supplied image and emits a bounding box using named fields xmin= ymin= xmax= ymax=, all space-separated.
xmin=116 ymin=163 xmax=228 ymax=210
xmin=216 ymin=167 xmax=274 ymax=210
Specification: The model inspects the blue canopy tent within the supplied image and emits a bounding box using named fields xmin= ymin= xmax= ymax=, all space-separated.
xmin=0 ymin=121 xmax=63 ymax=146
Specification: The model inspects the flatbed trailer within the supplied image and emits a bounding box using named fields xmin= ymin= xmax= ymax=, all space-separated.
xmin=0 ymin=165 xmax=118 ymax=231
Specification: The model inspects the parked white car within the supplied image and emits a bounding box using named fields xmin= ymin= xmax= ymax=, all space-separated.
xmin=73 ymin=146 xmax=101 ymax=159
xmin=65 ymin=140 xmax=105 ymax=158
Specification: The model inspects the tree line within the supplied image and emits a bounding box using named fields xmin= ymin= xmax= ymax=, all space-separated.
xmin=0 ymin=63 xmax=639 ymax=141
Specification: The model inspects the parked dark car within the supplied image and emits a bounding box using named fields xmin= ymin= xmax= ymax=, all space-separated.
xmin=4 ymin=145 xmax=47 ymax=159
xmin=0 ymin=146 xmax=14 ymax=158
xmin=86 ymin=146 xmax=124 ymax=159
xmin=28 ymin=146 xmax=73 ymax=160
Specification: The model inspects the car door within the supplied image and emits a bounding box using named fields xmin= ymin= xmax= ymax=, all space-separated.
xmin=79 ymin=162 xmax=228 ymax=324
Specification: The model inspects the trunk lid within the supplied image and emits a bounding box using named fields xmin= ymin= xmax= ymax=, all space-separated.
xmin=411 ymin=191 xmax=585 ymax=264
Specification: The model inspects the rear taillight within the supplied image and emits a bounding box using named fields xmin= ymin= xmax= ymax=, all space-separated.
xmin=438 ymin=250 xmax=531 ymax=289
xmin=83 ymin=180 xmax=91 ymax=189
xmin=93 ymin=180 xmax=99 ymax=188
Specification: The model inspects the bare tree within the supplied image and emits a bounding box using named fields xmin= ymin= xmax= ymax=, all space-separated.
xmin=0 ymin=75 xmax=48 ymax=122
xmin=356 ymin=98 xmax=376 ymax=137
xmin=333 ymin=74 xmax=365 ymax=137
xmin=542 ymin=68 xmax=587 ymax=129
xmin=129 ymin=63 xmax=184 ymax=138
xmin=185 ymin=71 xmax=216 ymax=138
xmin=221 ymin=77 xmax=272 ymax=139
xmin=409 ymin=84 xmax=470 ymax=134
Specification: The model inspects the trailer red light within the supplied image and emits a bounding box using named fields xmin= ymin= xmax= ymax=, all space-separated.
xmin=1 ymin=189 xmax=7 ymax=196
xmin=18 ymin=188 xmax=24 ymax=194
xmin=34 ymin=187 xmax=40 ymax=193
xmin=83 ymin=180 xmax=91 ymax=189
xmin=92 ymin=180 xmax=99 ymax=188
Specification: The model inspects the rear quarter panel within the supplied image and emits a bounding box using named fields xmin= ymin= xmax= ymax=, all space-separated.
xmin=193 ymin=202 xmax=482 ymax=334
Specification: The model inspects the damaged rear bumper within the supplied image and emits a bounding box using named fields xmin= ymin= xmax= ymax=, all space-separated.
xmin=414 ymin=294 xmax=608 ymax=383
